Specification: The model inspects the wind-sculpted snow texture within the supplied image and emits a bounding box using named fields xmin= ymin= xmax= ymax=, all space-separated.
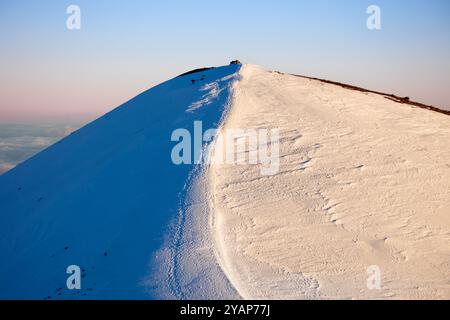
xmin=210 ymin=65 xmax=450 ymax=299
xmin=0 ymin=64 xmax=240 ymax=299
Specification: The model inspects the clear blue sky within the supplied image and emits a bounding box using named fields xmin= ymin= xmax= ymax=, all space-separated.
xmin=1 ymin=0 xmax=449 ymax=122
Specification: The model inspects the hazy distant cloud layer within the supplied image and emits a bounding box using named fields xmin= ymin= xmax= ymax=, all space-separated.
xmin=0 ymin=124 xmax=80 ymax=175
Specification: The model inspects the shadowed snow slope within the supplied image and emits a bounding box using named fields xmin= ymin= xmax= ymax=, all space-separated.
xmin=210 ymin=65 xmax=450 ymax=299
xmin=0 ymin=64 xmax=240 ymax=299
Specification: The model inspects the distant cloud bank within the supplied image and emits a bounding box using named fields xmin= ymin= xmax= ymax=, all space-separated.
xmin=0 ymin=123 xmax=80 ymax=175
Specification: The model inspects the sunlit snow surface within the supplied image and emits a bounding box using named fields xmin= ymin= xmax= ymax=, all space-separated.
xmin=210 ymin=65 xmax=450 ymax=300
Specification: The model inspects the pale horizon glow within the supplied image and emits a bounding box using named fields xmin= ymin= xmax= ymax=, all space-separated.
xmin=1 ymin=0 xmax=450 ymax=124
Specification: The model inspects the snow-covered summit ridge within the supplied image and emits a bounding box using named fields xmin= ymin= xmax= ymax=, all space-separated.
xmin=1 ymin=62 xmax=449 ymax=300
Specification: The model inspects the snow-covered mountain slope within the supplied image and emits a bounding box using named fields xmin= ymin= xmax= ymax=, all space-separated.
xmin=0 ymin=64 xmax=240 ymax=299
xmin=1 ymin=63 xmax=449 ymax=300
xmin=210 ymin=65 xmax=450 ymax=299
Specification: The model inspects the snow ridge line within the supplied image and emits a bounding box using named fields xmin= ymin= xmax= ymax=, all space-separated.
xmin=206 ymin=68 xmax=247 ymax=299
xmin=165 ymin=67 xmax=242 ymax=299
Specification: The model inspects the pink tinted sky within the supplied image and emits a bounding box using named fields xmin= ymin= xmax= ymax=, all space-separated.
xmin=1 ymin=0 xmax=449 ymax=124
